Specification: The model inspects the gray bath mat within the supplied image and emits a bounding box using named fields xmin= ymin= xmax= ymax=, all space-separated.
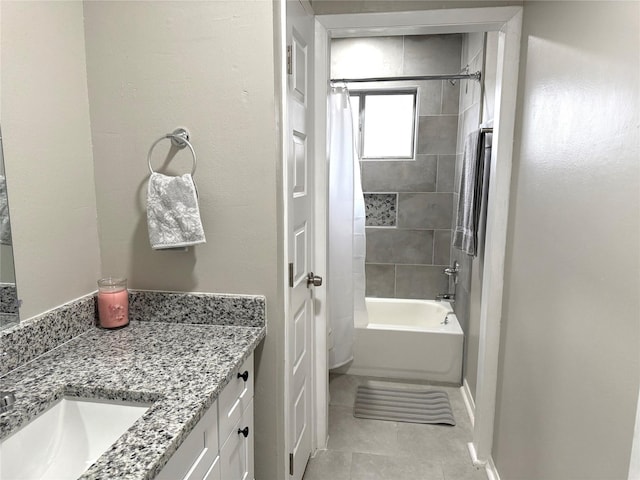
xmin=354 ymin=381 xmax=456 ymax=426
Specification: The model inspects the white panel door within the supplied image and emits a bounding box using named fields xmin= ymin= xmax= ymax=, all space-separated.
xmin=286 ymin=1 xmax=315 ymax=479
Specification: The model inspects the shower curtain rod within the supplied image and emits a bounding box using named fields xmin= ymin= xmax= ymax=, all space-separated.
xmin=330 ymin=71 xmax=482 ymax=84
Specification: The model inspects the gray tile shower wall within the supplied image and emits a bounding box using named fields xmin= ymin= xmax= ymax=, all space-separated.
xmin=332 ymin=34 xmax=462 ymax=300
xmin=402 ymin=35 xmax=463 ymax=75
xmin=417 ymin=116 xmax=459 ymax=154
xmin=397 ymin=193 xmax=453 ymax=230
xmin=362 ymin=155 xmax=437 ymax=192
xmin=366 ymin=229 xmax=434 ymax=265
xmin=450 ymin=32 xmax=496 ymax=399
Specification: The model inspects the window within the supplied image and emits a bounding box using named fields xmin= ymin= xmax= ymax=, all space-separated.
xmin=349 ymin=90 xmax=417 ymax=160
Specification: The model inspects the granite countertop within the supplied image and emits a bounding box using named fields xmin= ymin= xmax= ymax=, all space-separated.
xmin=0 ymin=321 xmax=266 ymax=480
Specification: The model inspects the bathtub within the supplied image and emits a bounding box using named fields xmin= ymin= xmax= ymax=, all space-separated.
xmin=344 ymin=298 xmax=463 ymax=384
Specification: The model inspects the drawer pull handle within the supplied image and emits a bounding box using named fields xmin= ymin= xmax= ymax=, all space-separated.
xmin=238 ymin=426 xmax=249 ymax=438
xmin=237 ymin=370 xmax=249 ymax=382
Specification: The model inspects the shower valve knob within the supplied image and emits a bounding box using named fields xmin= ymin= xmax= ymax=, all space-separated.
xmin=307 ymin=272 xmax=323 ymax=288
xmin=443 ymin=261 xmax=460 ymax=276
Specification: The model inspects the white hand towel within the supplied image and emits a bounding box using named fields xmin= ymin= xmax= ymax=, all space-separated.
xmin=146 ymin=172 xmax=206 ymax=250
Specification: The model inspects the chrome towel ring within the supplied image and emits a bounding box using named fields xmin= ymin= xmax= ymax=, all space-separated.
xmin=147 ymin=127 xmax=197 ymax=176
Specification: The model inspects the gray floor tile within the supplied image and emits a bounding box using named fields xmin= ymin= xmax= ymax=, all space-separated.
xmin=329 ymin=373 xmax=362 ymax=407
xmin=328 ymin=405 xmax=402 ymax=456
xmin=397 ymin=421 xmax=472 ymax=461
xmin=351 ymin=452 xmax=444 ymax=480
xmin=442 ymin=459 xmax=487 ymax=480
xmin=317 ymin=374 xmax=484 ymax=480
xmin=302 ymin=450 xmax=352 ymax=480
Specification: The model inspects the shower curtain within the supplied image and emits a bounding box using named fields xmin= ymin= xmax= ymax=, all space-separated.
xmin=328 ymin=86 xmax=368 ymax=370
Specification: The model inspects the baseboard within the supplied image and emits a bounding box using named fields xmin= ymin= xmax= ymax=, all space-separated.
xmin=463 ymin=380 xmax=501 ymax=480
xmin=461 ymin=378 xmax=476 ymax=426
xmin=485 ymin=456 xmax=501 ymax=480
xmin=467 ymin=442 xmax=485 ymax=467
xmin=467 ymin=442 xmax=502 ymax=480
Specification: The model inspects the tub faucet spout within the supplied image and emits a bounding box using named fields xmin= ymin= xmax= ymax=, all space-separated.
xmin=436 ymin=293 xmax=455 ymax=302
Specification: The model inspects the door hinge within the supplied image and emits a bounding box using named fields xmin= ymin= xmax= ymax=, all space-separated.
xmin=289 ymin=453 xmax=294 ymax=475
xmin=288 ymin=262 xmax=294 ymax=288
xmin=286 ymin=45 xmax=293 ymax=75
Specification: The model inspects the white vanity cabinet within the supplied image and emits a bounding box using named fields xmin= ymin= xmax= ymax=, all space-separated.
xmin=218 ymin=354 xmax=254 ymax=480
xmin=156 ymin=354 xmax=254 ymax=480
xmin=155 ymin=399 xmax=221 ymax=480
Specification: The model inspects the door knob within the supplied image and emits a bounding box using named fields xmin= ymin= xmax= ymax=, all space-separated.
xmin=307 ymin=272 xmax=323 ymax=288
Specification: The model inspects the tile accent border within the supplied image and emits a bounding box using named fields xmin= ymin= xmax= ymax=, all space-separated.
xmin=0 ymin=293 xmax=96 ymax=377
xmin=128 ymin=290 xmax=266 ymax=328
xmin=364 ymin=193 xmax=397 ymax=227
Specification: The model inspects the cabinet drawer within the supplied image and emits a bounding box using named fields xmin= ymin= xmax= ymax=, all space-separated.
xmin=220 ymin=399 xmax=254 ymax=480
xmin=218 ymin=354 xmax=253 ymax=443
xmin=156 ymin=401 xmax=219 ymax=480
xmin=203 ymin=454 xmax=221 ymax=480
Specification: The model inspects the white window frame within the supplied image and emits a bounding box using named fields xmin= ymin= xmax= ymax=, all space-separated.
xmin=350 ymin=89 xmax=417 ymax=160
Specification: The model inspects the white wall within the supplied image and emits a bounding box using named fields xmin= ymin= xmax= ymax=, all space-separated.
xmin=1 ymin=2 xmax=284 ymax=477
xmin=0 ymin=1 xmax=101 ymax=319
xmin=82 ymin=2 xmax=283 ymax=479
xmin=494 ymin=2 xmax=639 ymax=478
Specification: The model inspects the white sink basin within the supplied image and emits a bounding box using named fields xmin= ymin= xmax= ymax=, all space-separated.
xmin=0 ymin=397 xmax=150 ymax=480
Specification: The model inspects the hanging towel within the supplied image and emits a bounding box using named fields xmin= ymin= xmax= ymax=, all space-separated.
xmin=146 ymin=172 xmax=206 ymax=250
xmin=453 ymin=130 xmax=492 ymax=256
xmin=476 ymin=132 xmax=492 ymax=255
xmin=0 ymin=175 xmax=12 ymax=246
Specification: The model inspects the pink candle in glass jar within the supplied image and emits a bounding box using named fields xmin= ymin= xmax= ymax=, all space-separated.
xmin=97 ymin=277 xmax=129 ymax=329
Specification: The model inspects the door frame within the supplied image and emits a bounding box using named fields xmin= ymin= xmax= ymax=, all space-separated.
xmin=311 ymin=5 xmax=523 ymax=473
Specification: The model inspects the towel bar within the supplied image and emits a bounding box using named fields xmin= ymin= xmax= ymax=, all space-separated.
xmin=148 ymin=127 xmax=197 ymax=176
